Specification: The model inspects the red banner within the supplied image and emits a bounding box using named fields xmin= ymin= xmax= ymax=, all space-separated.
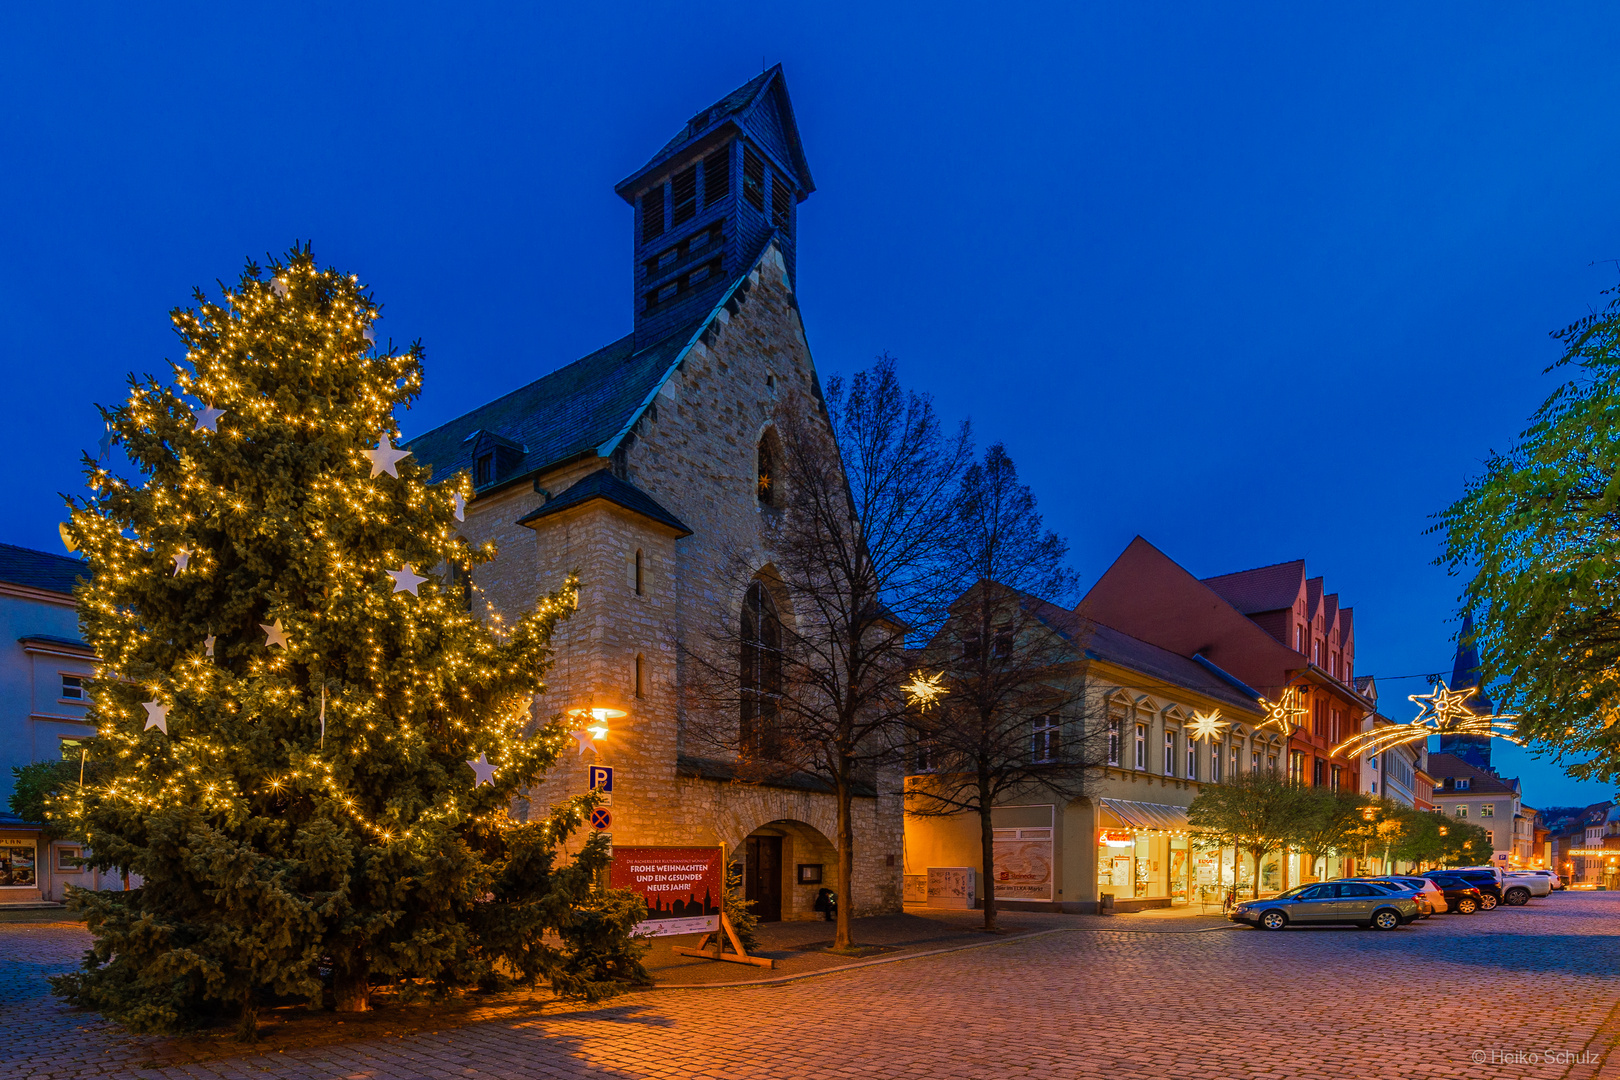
xmin=610 ymin=846 xmax=724 ymax=937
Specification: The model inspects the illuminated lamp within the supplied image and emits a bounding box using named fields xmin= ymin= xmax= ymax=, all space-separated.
xmin=568 ymin=696 xmax=628 ymax=741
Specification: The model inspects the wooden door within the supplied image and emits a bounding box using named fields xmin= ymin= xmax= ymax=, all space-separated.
xmin=745 ymin=835 xmax=783 ymax=922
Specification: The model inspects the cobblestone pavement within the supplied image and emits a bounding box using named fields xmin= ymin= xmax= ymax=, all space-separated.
xmin=7 ymin=892 xmax=1620 ymax=1079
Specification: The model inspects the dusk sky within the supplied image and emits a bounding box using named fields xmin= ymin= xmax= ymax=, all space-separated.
xmin=4 ymin=5 xmax=1618 ymax=806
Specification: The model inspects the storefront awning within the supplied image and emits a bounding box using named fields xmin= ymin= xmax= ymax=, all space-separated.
xmin=1097 ymin=798 xmax=1191 ymax=832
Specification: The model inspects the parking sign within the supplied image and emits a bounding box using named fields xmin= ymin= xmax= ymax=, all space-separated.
xmin=588 ymin=765 xmax=614 ymax=792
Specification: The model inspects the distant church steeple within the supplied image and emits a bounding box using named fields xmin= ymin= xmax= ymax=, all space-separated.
xmin=615 ymin=65 xmax=815 ymax=350
xmin=1439 ymin=610 xmax=1495 ymax=771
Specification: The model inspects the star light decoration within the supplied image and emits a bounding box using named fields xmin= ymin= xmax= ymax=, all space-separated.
xmin=365 ymin=434 xmax=412 ymax=478
xmin=261 ymin=619 xmax=289 ymax=649
xmin=452 ymin=493 xmax=466 ymax=522
xmin=571 ymin=728 xmax=599 ymax=756
xmin=97 ymin=425 xmax=115 ymax=462
xmin=171 ymin=547 xmax=191 ymax=575
xmin=903 ymin=671 xmax=950 ymax=711
xmin=1330 ymin=678 xmax=1522 ymax=759
xmin=204 ymin=634 xmax=216 ymax=658
xmin=1257 ymin=687 xmax=1309 ymax=735
xmin=1188 ymin=709 xmax=1229 ymax=742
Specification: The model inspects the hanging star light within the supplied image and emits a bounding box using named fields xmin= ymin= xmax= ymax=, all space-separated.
xmin=261 ymin=620 xmax=289 ymax=649
xmin=192 ymin=405 xmax=225 ymax=433
xmin=1331 ymin=677 xmax=1522 ymax=759
xmin=452 ymin=492 xmax=466 ymax=522
xmin=1257 ymin=687 xmax=1308 ymax=735
xmin=570 ymin=729 xmax=598 ymax=756
xmin=364 ymin=434 xmax=412 ymax=478
xmin=386 ymin=565 xmax=428 ymax=596
xmin=903 ymin=671 xmax=950 ymax=711
xmin=203 ymin=634 xmax=216 ymax=658
xmin=362 ymin=325 xmax=376 ymax=345
xmin=1188 ymin=709 xmax=1229 ymax=741
xmin=171 ymin=548 xmax=191 ymax=575
xmin=466 ymin=752 xmax=498 ymax=787
xmin=270 ymin=277 xmax=288 ymax=298
xmin=97 ymin=425 xmax=115 ymax=462
xmin=142 ymin=700 xmax=170 ymax=734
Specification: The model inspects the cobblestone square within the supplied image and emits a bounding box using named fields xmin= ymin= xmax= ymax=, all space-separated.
xmin=6 ymin=892 xmax=1620 ymax=1079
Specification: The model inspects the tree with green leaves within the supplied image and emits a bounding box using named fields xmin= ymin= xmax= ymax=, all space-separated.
xmin=1438 ymin=284 xmax=1620 ymax=782
xmin=1188 ymin=770 xmax=1314 ymax=898
xmin=52 ymin=247 xmax=646 ymax=1040
xmin=1287 ymin=787 xmax=1371 ymax=880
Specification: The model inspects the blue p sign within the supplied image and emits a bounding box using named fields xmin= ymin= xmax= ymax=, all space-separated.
xmin=588 ymin=765 xmax=614 ymax=792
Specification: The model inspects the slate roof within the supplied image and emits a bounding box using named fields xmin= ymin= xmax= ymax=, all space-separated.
xmin=1451 ymin=610 xmax=1495 ymax=713
xmin=0 ymin=542 xmax=88 ymax=595
xmin=1426 ymin=752 xmax=1518 ymax=795
xmin=19 ymin=634 xmax=92 ymax=652
xmin=1201 ymin=559 xmax=1305 ymax=614
xmin=517 ymin=469 xmax=691 ymax=536
xmin=405 ymin=320 xmax=701 ymax=491
xmin=1025 ymin=597 xmax=1265 ymax=716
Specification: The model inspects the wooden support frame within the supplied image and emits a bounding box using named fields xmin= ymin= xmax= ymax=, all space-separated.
xmin=671 ymin=912 xmax=774 ymax=969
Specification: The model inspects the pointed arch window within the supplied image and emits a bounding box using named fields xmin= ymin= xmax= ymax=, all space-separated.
xmin=741 ymin=582 xmax=782 ymax=756
xmin=757 ymin=429 xmax=781 ymax=507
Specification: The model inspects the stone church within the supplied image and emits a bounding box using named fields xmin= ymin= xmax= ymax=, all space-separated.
xmin=408 ymin=67 xmax=903 ymax=921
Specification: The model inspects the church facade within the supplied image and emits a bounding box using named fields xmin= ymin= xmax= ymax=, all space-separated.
xmin=408 ymin=68 xmax=904 ymax=921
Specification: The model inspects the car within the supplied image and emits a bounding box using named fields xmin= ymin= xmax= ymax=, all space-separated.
xmin=1427 ymin=870 xmax=1503 ymax=909
xmin=1452 ymin=864 xmax=1507 ymax=886
xmin=1509 ymin=869 xmax=1560 ymax=894
xmin=1420 ymin=876 xmax=1485 ymax=914
xmin=1502 ymin=872 xmax=1552 ymax=902
xmin=1228 ymin=881 xmax=1419 ymax=931
xmin=1345 ymin=876 xmax=1444 ymax=918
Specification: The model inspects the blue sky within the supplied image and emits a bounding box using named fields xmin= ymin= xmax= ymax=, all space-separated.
xmin=4 ymin=4 xmax=1617 ymax=807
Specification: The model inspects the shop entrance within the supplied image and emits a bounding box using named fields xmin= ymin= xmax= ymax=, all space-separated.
xmin=745 ymin=835 xmax=783 ymax=921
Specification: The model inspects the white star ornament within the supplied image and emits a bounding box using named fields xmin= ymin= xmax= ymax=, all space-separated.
xmin=365 ymin=434 xmax=412 ymax=479
xmin=467 ymin=753 xmax=497 ymax=788
xmin=142 ymin=700 xmax=170 ymax=734
xmin=261 ymin=620 xmax=289 ymax=648
xmin=387 ymin=565 xmax=428 ymax=596
xmin=193 ymin=406 xmax=224 ymax=433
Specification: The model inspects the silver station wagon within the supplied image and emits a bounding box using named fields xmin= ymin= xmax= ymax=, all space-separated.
xmin=1228 ymin=881 xmax=1420 ymax=931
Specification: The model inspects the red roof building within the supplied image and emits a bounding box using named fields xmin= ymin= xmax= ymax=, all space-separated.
xmin=1078 ymin=536 xmax=1371 ymax=793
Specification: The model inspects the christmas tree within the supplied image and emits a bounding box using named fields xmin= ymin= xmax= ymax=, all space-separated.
xmin=53 ymin=246 xmax=646 ymax=1039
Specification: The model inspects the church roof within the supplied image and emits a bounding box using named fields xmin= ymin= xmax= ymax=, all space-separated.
xmin=517 ymin=469 xmax=691 ymax=537
xmin=405 ymin=326 xmax=698 ymax=491
xmin=1451 ymin=611 xmax=1495 ymax=713
xmin=0 ymin=542 xmax=88 ymax=596
xmin=616 ymin=65 xmax=816 ymax=200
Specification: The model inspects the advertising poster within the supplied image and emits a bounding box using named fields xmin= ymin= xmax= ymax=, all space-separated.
xmin=992 ymin=827 xmax=1054 ymax=901
xmin=609 ymin=846 xmax=723 ymax=937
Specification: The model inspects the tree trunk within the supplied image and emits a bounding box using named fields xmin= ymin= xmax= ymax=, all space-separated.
xmin=332 ymin=944 xmax=370 ymax=1013
xmin=235 ymin=985 xmax=259 ymax=1043
xmin=979 ymin=792 xmax=997 ymax=932
xmin=833 ymin=770 xmax=856 ymax=951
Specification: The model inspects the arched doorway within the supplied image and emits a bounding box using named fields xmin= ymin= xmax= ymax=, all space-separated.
xmin=739 ymin=819 xmax=838 ymax=922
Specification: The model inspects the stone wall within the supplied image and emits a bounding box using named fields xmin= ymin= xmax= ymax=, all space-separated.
xmin=456 ymin=243 xmax=903 ymax=918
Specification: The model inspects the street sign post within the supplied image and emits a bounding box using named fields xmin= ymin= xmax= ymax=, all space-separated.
xmin=588 ymin=765 xmax=614 ymax=792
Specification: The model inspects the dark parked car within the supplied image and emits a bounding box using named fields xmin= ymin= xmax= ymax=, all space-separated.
xmin=1419 ymin=875 xmax=1484 ymax=914
xmin=1229 ymin=881 xmax=1419 ymax=931
xmin=1427 ymin=871 xmax=1502 ymax=910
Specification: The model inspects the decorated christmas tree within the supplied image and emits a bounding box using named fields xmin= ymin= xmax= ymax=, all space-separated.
xmin=53 ymin=246 xmax=646 ymax=1039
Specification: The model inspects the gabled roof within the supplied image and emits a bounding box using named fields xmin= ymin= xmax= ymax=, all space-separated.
xmin=1426 ymin=752 xmax=1518 ymax=795
xmin=1200 ymin=559 xmax=1305 ymax=615
xmin=1025 ymin=597 xmax=1264 ymax=716
xmin=517 ymin=469 xmax=691 ymax=537
xmin=1451 ymin=610 xmax=1495 ymax=714
xmin=616 ymin=65 xmax=816 ymax=200
xmin=0 ymin=542 xmax=88 ymax=595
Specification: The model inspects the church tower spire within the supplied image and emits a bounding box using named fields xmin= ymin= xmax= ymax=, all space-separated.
xmin=615 ymin=65 xmax=815 ymax=349
xmin=1439 ymin=610 xmax=1495 ymax=771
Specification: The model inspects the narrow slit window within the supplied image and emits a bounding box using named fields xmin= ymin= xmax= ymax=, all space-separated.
xmin=672 ymin=164 xmax=698 ymax=226
xmin=743 ymin=148 xmax=765 ymax=211
xmin=635 ymin=654 xmax=646 ymax=699
xmin=771 ymin=175 xmax=792 ymax=232
xmin=634 ymin=550 xmax=644 ymax=596
xmin=703 ymin=145 xmax=730 ymax=205
xmin=642 ymin=185 xmax=665 ymax=242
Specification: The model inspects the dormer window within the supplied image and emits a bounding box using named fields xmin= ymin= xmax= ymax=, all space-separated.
xmin=1457 ymin=778 xmax=1470 ymax=790
xmin=475 ymin=454 xmax=492 ymax=487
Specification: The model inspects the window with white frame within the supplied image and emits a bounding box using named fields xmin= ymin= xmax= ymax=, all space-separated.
xmin=1164 ymin=730 xmax=1175 ymax=775
xmin=56 ymin=846 xmax=83 ymax=872
xmin=1481 ymin=803 xmax=1494 ymax=818
xmin=60 ymin=674 xmax=85 ymax=701
xmin=1186 ymin=739 xmax=1197 ymax=780
xmin=1029 ymin=716 xmax=1060 ymax=763
xmin=1455 ymin=805 xmax=1468 ymax=818
xmin=1230 ymin=744 xmax=1240 ymax=779
xmin=1135 ymin=724 xmax=1147 ymax=770
xmin=1211 ymin=742 xmax=1223 ymax=783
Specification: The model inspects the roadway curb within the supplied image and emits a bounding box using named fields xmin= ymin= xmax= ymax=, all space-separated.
xmin=646 ymin=921 xmax=1241 ymax=990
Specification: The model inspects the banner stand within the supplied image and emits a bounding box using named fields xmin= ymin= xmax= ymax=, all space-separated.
xmin=671 ymin=912 xmax=774 ymax=969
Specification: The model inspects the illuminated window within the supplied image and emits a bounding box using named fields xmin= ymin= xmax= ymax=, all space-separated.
xmin=1455 ymin=805 xmax=1468 ymax=819
xmin=1481 ymin=804 xmax=1494 ymax=818
xmin=1107 ymin=720 xmax=1121 ymax=766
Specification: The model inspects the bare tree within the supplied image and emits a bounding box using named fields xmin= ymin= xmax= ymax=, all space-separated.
xmin=904 ymin=444 xmax=1103 ymax=931
xmin=684 ymin=356 xmax=973 ymax=951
